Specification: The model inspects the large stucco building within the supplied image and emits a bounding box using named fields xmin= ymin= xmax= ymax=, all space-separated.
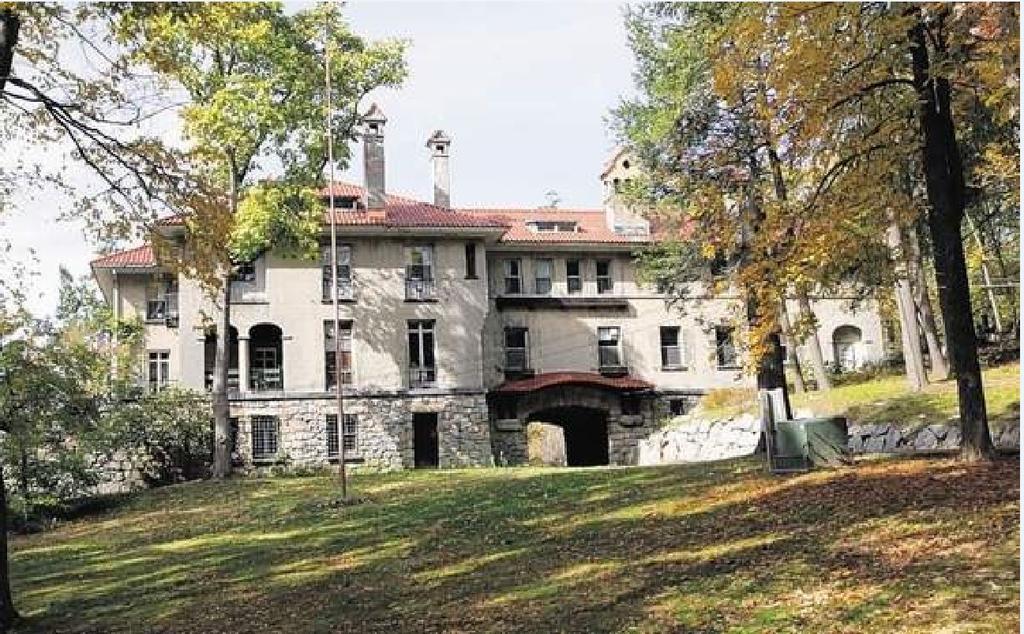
xmin=91 ymin=107 xmax=888 ymax=470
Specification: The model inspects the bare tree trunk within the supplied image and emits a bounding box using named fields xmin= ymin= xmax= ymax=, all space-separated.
xmin=908 ymin=221 xmax=950 ymax=379
xmin=909 ymin=14 xmax=993 ymax=460
xmin=0 ymin=461 xmax=20 ymax=631
xmin=965 ymin=208 xmax=1003 ymax=333
xmin=778 ymin=300 xmax=806 ymax=393
xmin=796 ymin=291 xmax=832 ymax=391
xmin=887 ymin=220 xmax=928 ymax=391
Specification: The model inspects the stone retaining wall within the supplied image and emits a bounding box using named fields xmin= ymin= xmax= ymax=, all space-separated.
xmin=638 ymin=415 xmax=1021 ymax=466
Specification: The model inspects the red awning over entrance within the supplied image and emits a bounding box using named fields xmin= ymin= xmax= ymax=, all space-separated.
xmin=493 ymin=372 xmax=653 ymax=394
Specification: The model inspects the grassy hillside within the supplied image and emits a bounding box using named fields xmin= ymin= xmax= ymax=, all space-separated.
xmin=9 ymin=456 xmax=1019 ymax=633
xmin=692 ymin=363 xmax=1020 ymax=430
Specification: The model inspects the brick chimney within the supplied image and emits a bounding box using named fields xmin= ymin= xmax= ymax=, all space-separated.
xmin=362 ymin=103 xmax=387 ymax=209
xmin=426 ymin=130 xmax=451 ymax=208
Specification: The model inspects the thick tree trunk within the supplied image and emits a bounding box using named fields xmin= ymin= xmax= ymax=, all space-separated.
xmin=887 ymin=220 xmax=928 ymax=391
xmin=0 ymin=461 xmax=20 ymax=631
xmin=796 ymin=292 xmax=832 ymax=391
xmin=908 ymin=221 xmax=950 ymax=379
xmin=0 ymin=8 xmax=19 ymax=95
xmin=778 ymin=300 xmax=806 ymax=393
xmin=909 ymin=14 xmax=993 ymax=460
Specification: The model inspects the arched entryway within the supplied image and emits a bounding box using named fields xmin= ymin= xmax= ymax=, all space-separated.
xmin=527 ymin=406 xmax=609 ymax=466
xmin=832 ymin=325 xmax=863 ymax=371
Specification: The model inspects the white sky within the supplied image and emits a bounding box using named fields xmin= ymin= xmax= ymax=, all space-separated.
xmin=1 ymin=1 xmax=635 ymax=316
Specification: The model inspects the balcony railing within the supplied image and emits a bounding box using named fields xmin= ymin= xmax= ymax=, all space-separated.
xmin=322 ymin=278 xmax=353 ymax=302
xmin=405 ymin=278 xmax=436 ymax=301
xmin=408 ymin=367 xmax=436 ymax=388
xmin=205 ymin=368 xmax=240 ymax=391
xmin=505 ymin=348 xmax=529 ymax=371
xmin=250 ymin=367 xmax=283 ymax=392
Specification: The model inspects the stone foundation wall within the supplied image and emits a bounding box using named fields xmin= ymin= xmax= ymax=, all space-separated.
xmin=849 ymin=421 xmax=1020 ymax=454
xmin=232 ymin=392 xmax=492 ymax=471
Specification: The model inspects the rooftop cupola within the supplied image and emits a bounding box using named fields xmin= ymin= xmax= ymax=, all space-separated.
xmin=426 ymin=129 xmax=451 ymax=208
xmin=362 ymin=103 xmax=387 ymax=209
xmin=600 ymin=147 xmax=649 ymax=236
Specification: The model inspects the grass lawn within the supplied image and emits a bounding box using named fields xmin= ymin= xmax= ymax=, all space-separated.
xmin=9 ymin=455 xmax=1019 ymax=633
xmin=694 ymin=363 xmax=1020 ymax=431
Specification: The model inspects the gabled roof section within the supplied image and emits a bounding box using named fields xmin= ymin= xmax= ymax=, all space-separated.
xmin=90 ymin=245 xmax=156 ymax=268
xmin=494 ymin=371 xmax=653 ymax=394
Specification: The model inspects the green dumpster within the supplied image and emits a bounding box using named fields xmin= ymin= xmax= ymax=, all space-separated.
xmin=767 ymin=416 xmax=849 ymax=473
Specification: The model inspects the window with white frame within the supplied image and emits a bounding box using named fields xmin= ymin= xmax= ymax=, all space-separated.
xmin=597 ymin=326 xmax=622 ymax=367
xmin=147 ymin=351 xmax=170 ymax=391
xmin=596 ymin=260 xmax=613 ymax=294
xmin=660 ymin=326 xmax=684 ymax=369
xmin=406 ymin=245 xmax=435 ymax=300
xmin=503 ymin=259 xmax=522 ymax=294
xmin=408 ymin=320 xmax=436 ymax=387
xmin=326 ymin=413 xmax=358 ymax=458
xmin=145 ymin=278 xmax=178 ymax=322
xmin=324 ymin=320 xmax=353 ymax=389
xmin=321 ymin=244 xmax=352 ymax=301
xmin=534 ymin=259 xmax=552 ymax=295
xmin=566 ymin=259 xmax=582 ymax=294
xmin=715 ymin=326 xmax=739 ymax=369
xmin=251 ymin=415 xmax=278 ymax=461
xmin=504 ymin=327 xmax=529 ymax=370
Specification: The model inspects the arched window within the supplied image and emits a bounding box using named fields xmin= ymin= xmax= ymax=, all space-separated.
xmin=249 ymin=324 xmax=283 ymax=391
xmin=832 ymin=325 xmax=863 ymax=371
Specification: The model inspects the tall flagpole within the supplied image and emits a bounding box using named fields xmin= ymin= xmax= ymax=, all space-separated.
xmin=325 ymin=12 xmax=347 ymax=500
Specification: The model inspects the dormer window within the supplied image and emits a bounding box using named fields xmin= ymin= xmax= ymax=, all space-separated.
xmin=527 ymin=220 xmax=578 ymax=233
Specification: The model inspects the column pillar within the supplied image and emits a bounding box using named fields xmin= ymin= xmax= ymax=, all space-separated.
xmin=237 ymin=335 xmax=250 ymax=393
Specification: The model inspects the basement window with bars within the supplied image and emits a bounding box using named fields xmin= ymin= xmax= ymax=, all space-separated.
xmin=326 ymin=414 xmax=358 ymax=458
xmin=251 ymin=416 xmax=279 ymax=462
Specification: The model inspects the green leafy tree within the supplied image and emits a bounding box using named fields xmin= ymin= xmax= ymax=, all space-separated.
xmin=111 ymin=3 xmax=406 ymax=477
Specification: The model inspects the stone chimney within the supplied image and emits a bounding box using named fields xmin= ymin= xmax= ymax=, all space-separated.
xmin=426 ymin=130 xmax=451 ymax=208
xmin=362 ymin=103 xmax=387 ymax=209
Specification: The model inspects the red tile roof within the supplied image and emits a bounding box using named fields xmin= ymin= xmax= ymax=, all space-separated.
xmin=459 ymin=208 xmax=648 ymax=244
xmin=493 ymin=371 xmax=653 ymax=394
xmin=90 ymin=245 xmax=156 ymax=268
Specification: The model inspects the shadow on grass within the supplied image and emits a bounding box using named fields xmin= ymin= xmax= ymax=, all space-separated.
xmin=10 ymin=456 xmax=1020 ymax=633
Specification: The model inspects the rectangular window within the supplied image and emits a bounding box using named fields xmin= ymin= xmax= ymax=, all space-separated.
xmin=534 ymin=259 xmax=552 ymax=295
xmin=716 ymin=326 xmax=739 ymax=369
xmin=147 ymin=351 xmax=169 ymax=392
xmin=503 ymin=259 xmax=522 ymax=294
xmin=660 ymin=326 xmax=683 ymax=369
xmin=250 ymin=346 xmax=282 ymax=391
xmin=596 ymin=260 xmax=613 ymax=294
xmin=669 ymin=399 xmax=692 ymax=416
xmin=321 ymin=245 xmax=352 ymax=301
xmin=504 ymin=327 xmax=529 ymax=370
xmin=465 ymin=243 xmax=477 ymax=279
xmin=621 ymin=395 xmax=641 ymax=416
xmin=326 ymin=413 xmax=358 ymax=458
xmin=145 ymin=278 xmax=178 ymax=322
xmin=597 ymin=326 xmax=622 ymax=368
xmin=234 ymin=260 xmax=256 ymax=283
xmin=324 ymin=320 xmax=353 ymax=389
xmin=408 ymin=320 xmax=436 ymax=387
xmin=406 ymin=245 xmax=435 ymax=300
xmin=251 ymin=416 xmax=278 ymax=461
xmin=566 ymin=259 xmax=582 ymax=294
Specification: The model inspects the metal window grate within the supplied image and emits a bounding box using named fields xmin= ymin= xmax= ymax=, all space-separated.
xmin=251 ymin=416 xmax=278 ymax=461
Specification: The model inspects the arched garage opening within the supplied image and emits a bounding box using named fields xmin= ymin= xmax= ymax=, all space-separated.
xmin=527 ymin=406 xmax=609 ymax=467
